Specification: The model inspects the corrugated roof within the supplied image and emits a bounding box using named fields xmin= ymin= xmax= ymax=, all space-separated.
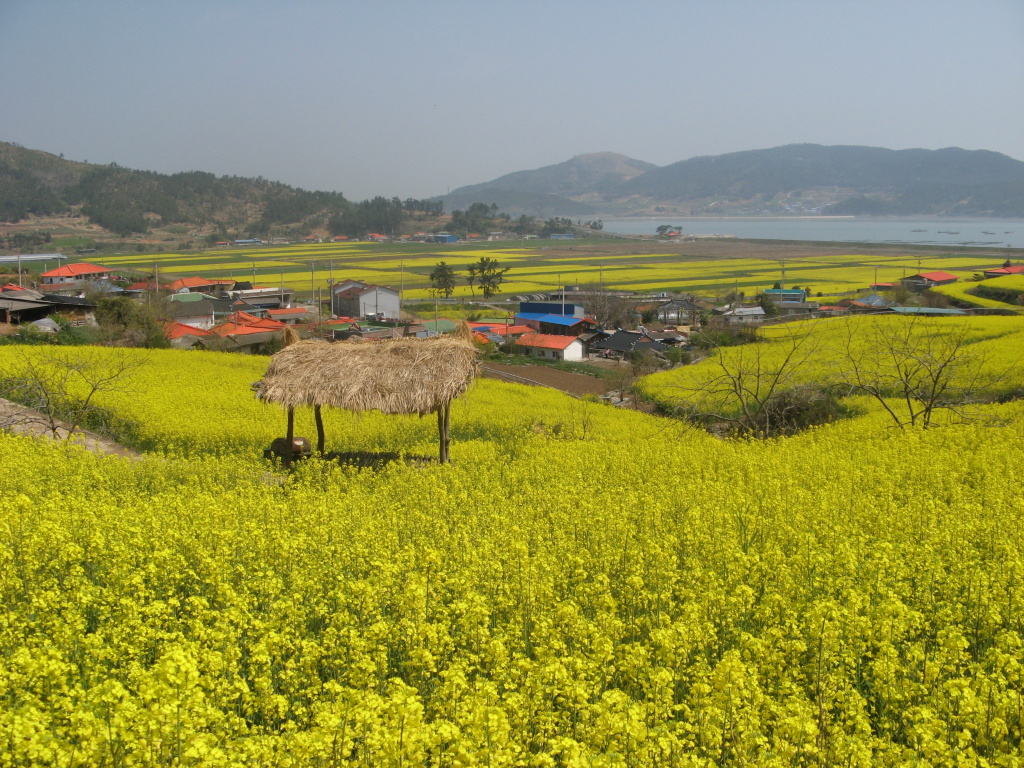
xmin=421 ymin=319 xmax=458 ymax=333
xmin=515 ymin=312 xmax=585 ymax=326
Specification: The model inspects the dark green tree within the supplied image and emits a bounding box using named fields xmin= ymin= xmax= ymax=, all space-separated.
xmin=429 ymin=261 xmax=458 ymax=298
xmin=468 ymin=257 xmax=510 ymax=300
xmin=513 ymin=214 xmax=536 ymax=236
xmin=540 ymin=217 xmax=573 ymax=237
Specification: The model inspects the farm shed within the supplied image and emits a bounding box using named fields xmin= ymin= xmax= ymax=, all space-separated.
xmin=253 ymin=328 xmax=478 ymax=463
xmin=331 ymin=279 xmax=400 ymax=321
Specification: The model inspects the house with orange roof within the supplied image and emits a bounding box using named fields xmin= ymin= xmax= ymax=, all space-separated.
xmin=164 ymin=321 xmax=214 ymax=349
xmin=40 ymin=262 xmax=112 ymax=285
xmin=203 ymin=311 xmax=290 ymax=353
xmin=515 ymin=332 xmax=587 ymax=362
xmin=210 ymin=311 xmax=287 ymax=337
xmin=167 ymin=276 xmax=235 ymax=293
xmin=266 ymin=307 xmax=310 ymax=324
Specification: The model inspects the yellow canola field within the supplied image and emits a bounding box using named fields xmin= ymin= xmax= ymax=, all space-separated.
xmin=3 ymin=321 xmax=1024 ymax=764
xmin=84 ymin=242 xmax=1013 ymax=300
xmin=640 ymin=315 xmax=1024 ymax=419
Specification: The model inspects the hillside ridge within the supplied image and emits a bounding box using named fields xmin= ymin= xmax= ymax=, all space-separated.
xmin=443 ymin=144 xmax=1024 ymax=218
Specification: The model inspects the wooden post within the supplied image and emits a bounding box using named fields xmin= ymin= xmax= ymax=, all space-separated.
xmin=286 ymin=406 xmax=295 ymax=465
xmin=314 ymin=405 xmax=325 ymax=455
xmin=437 ymin=401 xmax=451 ymax=463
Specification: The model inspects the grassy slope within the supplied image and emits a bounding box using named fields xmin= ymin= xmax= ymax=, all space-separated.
xmin=1 ymin=335 xmax=1024 ymax=762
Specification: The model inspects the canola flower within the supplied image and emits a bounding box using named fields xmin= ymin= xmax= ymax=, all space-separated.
xmin=1 ymin=335 xmax=1023 ymax=766
xmin=85 ymin=240 xmax=1018 ymax=300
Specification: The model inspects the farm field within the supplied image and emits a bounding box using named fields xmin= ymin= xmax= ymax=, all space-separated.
xmin=81 ymin=238 xmax=1021 ymax=302
xmin=2 ymin=316 xmax=1024 ymax=765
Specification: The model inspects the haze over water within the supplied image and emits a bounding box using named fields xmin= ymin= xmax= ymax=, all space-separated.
xmin=602 ymin=218 xmax=1024 ymax=250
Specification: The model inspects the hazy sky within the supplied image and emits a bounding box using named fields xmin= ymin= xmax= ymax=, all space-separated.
xmin=2 ymin=0 xmax=1022 ymax=201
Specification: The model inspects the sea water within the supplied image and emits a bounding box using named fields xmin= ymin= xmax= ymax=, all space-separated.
xmin=600 ymin=217 xmax=1024 ymax=249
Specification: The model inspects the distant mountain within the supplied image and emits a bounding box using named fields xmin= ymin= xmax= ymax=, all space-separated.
xmin=440 ymin=152 xmax=656 ymax=217
xmin=443 ymin=144 xmax=1024 ymax=218
xmin=0 ymin=142 xmax=350 ymax=236
xmin=620 ymin=144 xmax=1024 ymax=216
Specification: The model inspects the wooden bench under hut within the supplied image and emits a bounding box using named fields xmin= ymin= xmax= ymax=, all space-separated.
xmin=253 ymin=324 xmax=478 ymax=464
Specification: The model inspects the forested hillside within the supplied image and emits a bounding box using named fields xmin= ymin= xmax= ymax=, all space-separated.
xmin=0 ymin=142 xmax=357 ymax=236
xmin=0 ymin=142 xmax=447 ymax=239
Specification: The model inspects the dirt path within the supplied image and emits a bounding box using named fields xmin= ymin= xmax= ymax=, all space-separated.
xmin=0 ymin=398 xmax=142 ymax=458
xmin=480 ymin=362 xmax=622 ymax=398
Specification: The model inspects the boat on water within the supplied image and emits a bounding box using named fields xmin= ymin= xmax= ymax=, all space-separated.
xmin=911 ymin=229 xmax=927 ymax=232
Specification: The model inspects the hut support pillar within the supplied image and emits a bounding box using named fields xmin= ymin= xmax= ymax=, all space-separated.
xmin=286 ymin=406 xmax=295 ymax=465
xmin=314 ymin=405 xmax=325 ymax=455
xmin=437 ymin=402 xmax=451 ymax=464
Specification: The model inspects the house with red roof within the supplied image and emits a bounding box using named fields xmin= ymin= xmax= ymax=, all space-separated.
xmin=515 ymin=332 xmax=587 ymax=362
xmin=40 ymin=262 xmax=112 ymax=285
xmin=983 ymin=265 xmax=1024 ymax=279
xmin=900 ymin=271 xmax=959 ymax=290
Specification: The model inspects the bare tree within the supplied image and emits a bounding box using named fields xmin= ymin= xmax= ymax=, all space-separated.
xmin=0 ymin=348 xmax=144 ymax=441
xmin=587 ymin=287 xmax=636 ymax=329
xmin=835 ymin=316 xmax=1001 ymax=429
xmin=665 ymin=325 xmax=828 ymax=437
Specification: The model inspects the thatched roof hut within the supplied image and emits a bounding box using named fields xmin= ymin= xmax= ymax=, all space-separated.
xmin=254 ymin=328 xmax=478 ymax=462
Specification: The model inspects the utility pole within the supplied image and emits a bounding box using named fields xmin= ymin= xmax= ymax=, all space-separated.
xmin=310 ymin=262 xmax=315 ymax=307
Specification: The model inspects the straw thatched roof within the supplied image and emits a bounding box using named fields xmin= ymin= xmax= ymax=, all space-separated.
xmin=254 ymin=331 xmax=479 ymax=415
